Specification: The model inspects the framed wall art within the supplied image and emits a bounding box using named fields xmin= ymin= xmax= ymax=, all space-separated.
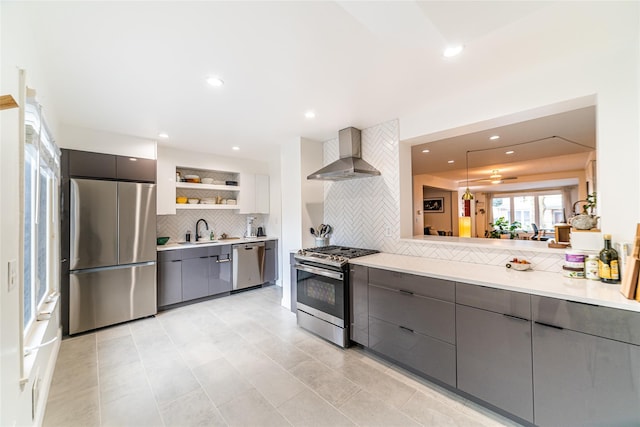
xmin=423 ymin=197 xmax=444 ymax=213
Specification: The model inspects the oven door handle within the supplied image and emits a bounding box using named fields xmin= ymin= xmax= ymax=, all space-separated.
xmin=294 ymin=264 xmax=344 ymax=281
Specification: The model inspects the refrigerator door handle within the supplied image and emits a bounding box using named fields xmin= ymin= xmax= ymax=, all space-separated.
xmin=70 ymin=261 xmax=156 ymax=275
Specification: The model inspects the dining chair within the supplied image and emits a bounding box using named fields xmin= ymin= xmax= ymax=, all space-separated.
xmin=531 ymin=223 xmax=549 ymax=241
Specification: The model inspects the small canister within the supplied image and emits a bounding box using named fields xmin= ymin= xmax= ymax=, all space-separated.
xmin=563 ymin=266 xmax=585 ymax=279
xmin=565 ymin=250 xmax=586 ymax=269
xmin=585 ymin=254 xmax=600 ymax=280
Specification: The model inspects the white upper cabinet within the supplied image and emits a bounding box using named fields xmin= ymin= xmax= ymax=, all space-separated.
xmin=157 ymin=152 xmax=177 ymax=215
xmin=239 ymin=173 xmax=270 ymax=214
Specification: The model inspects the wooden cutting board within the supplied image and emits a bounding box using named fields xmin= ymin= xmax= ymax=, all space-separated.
xmin=620 ymin=257 xmax=639 ymax=299
xmin=620 ymin=223 xmax=640 ymax=300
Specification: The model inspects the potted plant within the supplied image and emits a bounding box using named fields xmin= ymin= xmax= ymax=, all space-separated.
xmin=509 ymin=220 xmax=522 ymax=239
xmin=489 ymin=217 xmax=522 ymax=239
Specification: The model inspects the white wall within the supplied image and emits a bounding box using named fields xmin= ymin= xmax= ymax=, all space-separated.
xmin=279 ymin=139 xmax=303 ymax=310
xmin=412 ymin=175 xmax=459 ymax=236
xmin=300 ymin=138 xmax=325 ymax=249
xmin=400 ymin=2 xmax=640 ymax=243
xmin=1 ymin=3 xmax=62 ymax=425
xmin=58 ymin=124 xmax=157 ymax=159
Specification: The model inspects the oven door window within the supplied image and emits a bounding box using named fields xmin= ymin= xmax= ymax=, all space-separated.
xmin=296 ymin=269 xmax=344 ymax=320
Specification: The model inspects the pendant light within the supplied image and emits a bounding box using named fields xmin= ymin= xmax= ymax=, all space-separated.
xmin=459 ymin=151 xmax=473 ymax=237
xmin=462 ymin=151 xmax=473 ymax=201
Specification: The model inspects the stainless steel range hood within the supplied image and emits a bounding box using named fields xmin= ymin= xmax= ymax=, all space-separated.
xmin=307 ymin=127 xmax=381 ymax=181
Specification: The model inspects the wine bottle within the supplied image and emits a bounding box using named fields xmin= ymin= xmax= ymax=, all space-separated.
xmin=598 ymin=234 xmax=620 ymax=283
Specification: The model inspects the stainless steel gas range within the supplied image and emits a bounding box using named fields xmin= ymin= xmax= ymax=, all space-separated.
xmin=294 ymin=245 xmax=379 ymax=347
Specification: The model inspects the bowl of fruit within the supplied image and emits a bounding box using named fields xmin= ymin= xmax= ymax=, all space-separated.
xmin=506 ymin=258 xmax=532 ymax=271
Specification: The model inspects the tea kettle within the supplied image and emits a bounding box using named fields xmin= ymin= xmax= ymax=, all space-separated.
xmin=569 ymin=200 xmax=599 ymax=230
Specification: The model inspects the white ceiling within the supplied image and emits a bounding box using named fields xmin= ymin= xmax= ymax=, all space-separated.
xmin=411 ymin=105 xmax=596 ymax=191
xmin=6 ymin=1 xmax=562 ymax=161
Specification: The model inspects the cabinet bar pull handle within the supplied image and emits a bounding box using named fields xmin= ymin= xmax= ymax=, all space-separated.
xmin=399 ymin=325 xmax=414 ymax=333
xmin=503 ymin=313 xmax=529 ymax=322
xmin=217 ymin=258 xmax=231 ymax=263
xmin=171 ymin=260 xmax=181 ymax=263
xmin=568 ymin=300 xmax=600 ymax=308
xmin=399 ymin=289 xmax=414 ymax=295
xmin=534 ymin=321 xmax=564 ymax=330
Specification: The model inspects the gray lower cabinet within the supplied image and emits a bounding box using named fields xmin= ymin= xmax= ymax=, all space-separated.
xmin=456 ymin=283 xmax=533 ymax=423
xmin=367 ymin=270 xmax=456 ymax=387
xmin=263 ymin=240 xmax=278 ymax=283
xmin=157 ymin=250 xmax=182 ymax=307
xmin=209 ymin=245 xmax=232 ymax=295
xmin=369 ymin=316 xmax=456 ymax=386
xmin=353 ymin=268 xmax=640 ymax=426
xmin=349 ymin=264 xmax=368 ymax=346
xmin=532 ymin=296 xmax=640 ymax=427
xmin=181 ymin=247 xmax=210 ymax=301
xmin=456 ymin=304 xmax=533 ymax=422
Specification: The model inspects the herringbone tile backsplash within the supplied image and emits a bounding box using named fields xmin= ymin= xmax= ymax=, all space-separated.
xmin=157 ymin=211 xmax=266 ymax=242
xmin=322 ymin=119 xmax=564 ymax=272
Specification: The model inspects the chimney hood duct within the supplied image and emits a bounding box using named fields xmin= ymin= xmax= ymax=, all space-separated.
xmin=307 ymin=127 xmax=381 ymax=181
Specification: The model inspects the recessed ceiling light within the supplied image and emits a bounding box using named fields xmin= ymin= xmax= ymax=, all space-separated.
xmin=489 ymin=135 xmax=500 ymax=140
xmin=304 ymin=111 xmax=316 ymax=119
xmin=232 ymin=146 xmax=240 ymax=151
xmin=443 ymin=45 xmax=464 ymax=58
xmin=491 ymin=180 xmax=503 ymax=184
xmin=422 ymin=149 xmax=430 ymax=153
xmin=447 ymin=160 xmax=455 ymax=164
xmin=505 ymin=150 xmax=515 ymax=155
xmin=158 ymin=132 xmax=169 ymax=139
xmin=206 ymin=76 xmax=224 ymax=87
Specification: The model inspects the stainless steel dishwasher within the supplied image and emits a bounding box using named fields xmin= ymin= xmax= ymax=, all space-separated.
xmin=232 ymin=242 xmax=265 ymax=290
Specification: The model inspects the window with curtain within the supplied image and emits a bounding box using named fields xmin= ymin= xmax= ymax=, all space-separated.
xmin=23 ymin=99 xmax=60 ymax=332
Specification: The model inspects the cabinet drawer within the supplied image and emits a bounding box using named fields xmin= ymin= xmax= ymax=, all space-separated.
xmin=369 ymin=268 xmax=454 ymax=302
xmin=369 ymin=317 xmax=456 ymax=387
xmin=456 ymin=282 xmax=530 ymax=319
xmin=532 ymin=296 xmax=640 ymax=345
xmin=181 ymin=246 xmax=210 ymax=260
xmin=369 ymin=284 xmax=455 ymax=344
xmin=158 ymin=249 xmax=182 ymax=262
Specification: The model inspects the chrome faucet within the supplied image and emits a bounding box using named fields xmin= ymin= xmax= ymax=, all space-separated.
xmin=195 ymin=218 xmax=209 ymax=242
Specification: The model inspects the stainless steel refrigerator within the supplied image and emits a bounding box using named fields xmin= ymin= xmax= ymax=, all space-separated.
xmin=69 ymin=178 xmax=156 ymax=334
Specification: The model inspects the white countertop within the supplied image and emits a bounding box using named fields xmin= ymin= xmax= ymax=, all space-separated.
xmin=157 ymin=237 xmax=276 ymax=252
xmin=350 ymin=252 xmax=640 ymax=313
xmin=402 ymin=235 xmax=564 ymax=254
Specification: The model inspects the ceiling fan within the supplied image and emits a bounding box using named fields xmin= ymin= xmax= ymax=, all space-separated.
xmin=469 ymin=176 xmax=519 ymax=184
xmin=460 ymin=169 xmax=519 ymax=185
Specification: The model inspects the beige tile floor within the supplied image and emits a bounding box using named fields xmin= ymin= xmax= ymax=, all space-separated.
xmin=44 ymin=286 xmax=523 ymax=427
